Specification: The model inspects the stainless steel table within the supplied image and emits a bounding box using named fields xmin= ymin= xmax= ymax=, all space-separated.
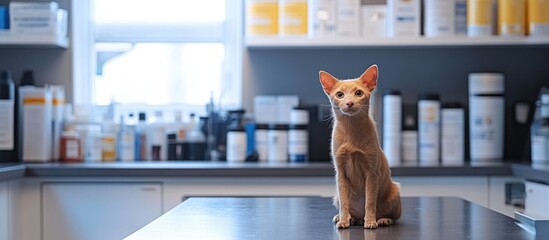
xmin=125 ymin=196 xmax=534 ymax=240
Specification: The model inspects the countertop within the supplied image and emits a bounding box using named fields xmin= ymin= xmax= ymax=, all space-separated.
xmin=125 ymin=196 xmax=534 ymax=240
xmin=1 ymin=161 xmax=549 ymax=183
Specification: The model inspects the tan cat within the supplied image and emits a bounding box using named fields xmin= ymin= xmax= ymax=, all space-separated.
xmin=319 ymin=65 xmax=401 ymax=229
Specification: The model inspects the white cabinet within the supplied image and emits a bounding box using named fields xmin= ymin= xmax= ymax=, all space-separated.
xmin=42 ymin=182 xmax=162 ymax=240
xmin=393 ymin=176 xmax=489 ymax=207
xmin=163 ymin=177 xmax=336 ymax=212
xmin=0 ymin=181 xmax=8 ymax=240
xmin=525 ymin=181 xmax=549 ymax=219
xmin=488 ymin=176 xmax=524 ymax=218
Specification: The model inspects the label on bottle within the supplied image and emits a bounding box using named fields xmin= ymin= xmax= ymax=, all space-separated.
xmin=442 ymin=108 xmax=464 ymax=163
xmin=288 ymin=129 xmax=308 ymax=162
xmin=532 ymin=135 xmax=549 ymax=163
xmin=65 ymin=139 xmax=80 ymax=159
xmin=227 ymin=131 xmax=247 ymax=162
xmin=0 ymin=100 xmax=14 ymax=150
xmin=418 ymin=100 xmax=440 ymax=162
xmin=119 ymin=131 xmax=135 ymax=161
xmin=469 ymin=97 xmax=504 ymax=160
xmin=383 ymin=95 xmax=402 ymax=165
xmin=102 ymin=135 xmax=117 ymax=161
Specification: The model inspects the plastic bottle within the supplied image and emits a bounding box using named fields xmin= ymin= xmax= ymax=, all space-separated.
xmin=255 ymin=124 xmax=269 ymax=162
xmin=185 ymin=113 xmax=206 ymax=160
xmin=441 ymin=102 xmax=465 ymax=164
xmin=418 ymin=93 xmax=441 ymax=163
xmin=531 ymin=93 xmax=549 ymax=163
xmin=469 ymin=73 xmax=505 ymax=162
xmin=267 ymin=124 xmax=289 ymax=162
xmin=226 ymin=125 xmax=247 ymax=163
xmin=383 ymin=90 xmax=402 ymax=165
xmin=149 ymin=111 xmax=166 ymax=161
xmin=135 ymin=112 xmax=148 ymax=160
xmin=117 ymin=115 xmax=135 ymax=162
xmin=59 ymin=130 xmax=81 ymax=162
xmin=0 ymin=70 xmax=15 ymax=156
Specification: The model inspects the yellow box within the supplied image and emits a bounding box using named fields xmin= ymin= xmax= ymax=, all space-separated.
xmin=527 ymin=0 xmax=549 ymax=35
xmin=467 ymin=0 xmax=495 ymax=36
xmin=246 ymin=0 xmax=279 ymax=36
xmin=279 ymin=0 xmax=308 ymax=35
xmin=498 ymin=0 xmax=526 ymax=35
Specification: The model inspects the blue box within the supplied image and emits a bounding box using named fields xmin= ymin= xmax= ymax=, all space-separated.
xmin=0 ymin=6 xmax=8 ymax=29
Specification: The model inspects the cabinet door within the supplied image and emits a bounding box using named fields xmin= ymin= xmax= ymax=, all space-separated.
xmin=0 ymin=181 xmax=8 ymax=240
xmin=42 ymin=182 xmax=162 ymax=240
xmin=525 ymin=181 xmax=549 ymax=219
xmin=393 ymin=176 xmax=489 ymax=207
xmin=488 ymin=176 xmax=524 ymax=217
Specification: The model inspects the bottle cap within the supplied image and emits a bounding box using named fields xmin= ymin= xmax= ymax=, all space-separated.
xmin=418 ymin=93 xmax=440 ymax=101
xmin=469 ymin=73 xmax=505 ymax=95
xmin=442 ymin=102 xmax=463 ymax=109
xmin=20 ymin=70 xmax=35 ymax=86
xmin=384 ymin=89 xmax=401 ymax=96
xmin=138 ymin=112 xmax=146 ymax=121
xmin=0 ymin=70 xmax=11 ymax=80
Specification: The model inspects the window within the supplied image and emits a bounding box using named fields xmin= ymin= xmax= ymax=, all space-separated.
xmin=73 ymin=0 xmax=242 ymax=116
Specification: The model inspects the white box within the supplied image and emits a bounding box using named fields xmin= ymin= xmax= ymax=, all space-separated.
xmin=253 ymin=95 xmax=300 ymax=124
xmin=9 ymin=2 xmax=67 ymax=35
xmin=254 ymin=96 xmax=277 ymax=124
xmin=276 ymin=95 xmax=299 ymax=124
xmin=387 ymin=0 xmax=421 ymax=37
xmin=361 ymin=5 xmax=387 ymax=38
xmin=20 ymin=86 xmax=52 ymax=162
xmin=337 ymin=0 xmax=361 ymax=37
xmin=308 ymin=0 xmax=336 ymax=37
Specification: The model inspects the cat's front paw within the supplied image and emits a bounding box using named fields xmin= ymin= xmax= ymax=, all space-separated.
xmin=364 ymin=220 xmax=378 ymax=229
xmin=336 ymin=219 xmax=351 ymax=229
xmin=377 ymin=218 xmax=395 ymax=226
xmin=335 ymin=214 xmax=352 ymax=229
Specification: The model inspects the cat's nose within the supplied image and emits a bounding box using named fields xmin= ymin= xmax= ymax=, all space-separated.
xmin=346 ymin=102 xmax=354 ymax=107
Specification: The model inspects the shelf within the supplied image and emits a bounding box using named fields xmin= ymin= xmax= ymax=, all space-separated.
xmin=0 ymin=31 xmax=69 ymax=48
xmin=246 ymin=36 xmax=549 ymax=48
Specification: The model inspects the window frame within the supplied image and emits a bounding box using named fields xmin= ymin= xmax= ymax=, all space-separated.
xmin=71 ymin=0 xmax=243 ymax=110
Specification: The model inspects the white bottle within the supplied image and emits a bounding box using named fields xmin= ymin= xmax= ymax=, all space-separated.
xmin=255 ymin=124 xmax=269 ymax=162
xmin=469 ymin=73 xmax=505 ymax=162
xmin=441 ymin=103 xmax=465 ymax=164
xmin=148 ymin=111 xmax=167 ymax=161
xmin=424 ymin=0 xmax=456 ymax=37
xmin=226 ymin=126 xmax=247 ymax=163
xmin=267 ymin=124 xmax=289 ymax=162
xmin=401 ymin=114 xmax=418 ymax=163
xmin=117 ymin=115 xmax=135 ymax=162
xmin=418 ymin=94 xmax=441 ymax=163
xmin=383 ymin=90 xmax=402 ymax=166
xmin=531 ymin=93 xmax=549 ymax=163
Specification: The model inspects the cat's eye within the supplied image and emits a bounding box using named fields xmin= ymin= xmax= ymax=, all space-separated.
xmin=335 ymin=91 xmax=344 ymax=99
xmin=355 ymin=90 xmax=363 ymax=97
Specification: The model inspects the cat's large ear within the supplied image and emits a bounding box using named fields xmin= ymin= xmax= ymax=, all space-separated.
xmin=359 ymin=64 xmax=378 ymax=92
xmin=319 ymin=70 xmax=338 ymax=95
